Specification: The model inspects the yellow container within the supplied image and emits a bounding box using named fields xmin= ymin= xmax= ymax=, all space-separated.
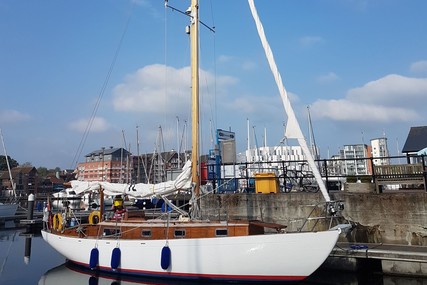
xmin=254 ymin=172 xmax=279 ymax=194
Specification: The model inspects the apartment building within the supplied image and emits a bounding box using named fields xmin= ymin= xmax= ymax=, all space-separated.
xmin=77 ymin=147 xmax=131 ymax=183
xmin=342 ymin=144 xmax=373 ymax=175
xmin=371 ymin=137 xmax=390 ymax=166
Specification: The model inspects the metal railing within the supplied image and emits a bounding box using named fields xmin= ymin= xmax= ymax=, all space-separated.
xmin=202 ymin=155 xmax=427 ymax=193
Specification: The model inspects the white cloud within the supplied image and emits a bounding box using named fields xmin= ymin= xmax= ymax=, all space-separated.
xmin=299 ymin=36 xmax=324 ymax=47
xmin=242 ymin=60 xmax=257 ymax=71
xmin=69 ymin=116 xmax=109 ymax=133
xmin=316 ymin=72 xmax=339 ymax=84
xmin=311 ymin=99 xmax=419 ymax=122
xmin=347 ymin=74 xmax=427 ymax=105
xmin=218 ymin=55 xmax=256 ymax=71
xmin=410 ymin=60 xmax=427 ymax=73
xmin=0 ymin=109 xmax=31 ymax=124
xmin=227 ymin=91 xmax=300 ymax=115
xmin=310 ymin=74 xmax=427 ymax=123
xmin=228 ymin=97 xmax=258 ymax=113
xmin=218 ymin=55 xmax=234 ymax=63
xmin=112 ymin=64 xmax=189 ymax=114
xmin=112 ymin=64 xmax=236 ymax=115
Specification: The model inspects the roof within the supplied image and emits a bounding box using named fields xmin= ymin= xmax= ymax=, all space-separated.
xmin=11 ymin=166 xmax=37 ymax=174
xmin=401 ymin=126 xmax=427 ymax=153
xmin=46 ymin=175 xmax=65 ymax=184
xmin=85 ymin=147 xmax=131 ymax=157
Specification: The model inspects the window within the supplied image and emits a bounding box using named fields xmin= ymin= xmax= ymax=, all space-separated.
xmin=141 ymin=230 xmax=152 ymax=237
xmin=215 ymin=229 xmax=228 ymax=236
xmin=174 ymin=230 xmax=186 ymax=238
xmin=103 ymin=228 xmax=121 ymax=237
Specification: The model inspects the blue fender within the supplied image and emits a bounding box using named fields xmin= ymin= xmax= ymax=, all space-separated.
xmin=161 ymin=246 xmax=171 ymax=270
xmin=111 ymin=247 xmax=121 ymax=270
xmin=89 ymin=248 xmax=99 ymax=270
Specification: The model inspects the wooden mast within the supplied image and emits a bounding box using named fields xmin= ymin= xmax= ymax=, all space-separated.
xmin=190 ymin=0 xmax=200 ymax=197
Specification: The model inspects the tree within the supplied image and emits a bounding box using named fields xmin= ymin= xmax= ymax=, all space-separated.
xmin=37 ymin=167 xmax=49 ymax=177
xmin=0 ymin=155 xmax=19 ymax=171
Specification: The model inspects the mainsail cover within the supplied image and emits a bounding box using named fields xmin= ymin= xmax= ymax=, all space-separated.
xmin=68 ymin=160 xmax=192 ymax=198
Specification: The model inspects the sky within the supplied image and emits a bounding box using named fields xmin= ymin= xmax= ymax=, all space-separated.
xmin=1 ymin=0 xmax=426 ymax=170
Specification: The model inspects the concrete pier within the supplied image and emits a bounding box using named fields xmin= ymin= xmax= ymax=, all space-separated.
xmin=326 ymin=242 xmax=427 ymax=276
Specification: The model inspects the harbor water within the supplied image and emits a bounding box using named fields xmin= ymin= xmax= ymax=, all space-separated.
xmin=1 ymin=227 xmax=427 ymax=285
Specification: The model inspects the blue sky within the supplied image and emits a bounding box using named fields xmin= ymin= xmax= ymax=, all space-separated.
xmin=1 ymin=0 xmax=426 ymax=169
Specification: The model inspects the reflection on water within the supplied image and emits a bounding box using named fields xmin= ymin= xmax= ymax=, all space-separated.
xmin=2 ymin=228 xmax=427 ymax=285
xmin=39 ymin=262 xmax=309 ymax=285
xmin=38 ymin=261 xmax=427 ymax=285
xmin=39 ymin=263 xmax=153 ymax=285
xmin=40 ymin=262 xmax=239 ymax=285
xmin=304 ymin=268 xmax=378 ymax=285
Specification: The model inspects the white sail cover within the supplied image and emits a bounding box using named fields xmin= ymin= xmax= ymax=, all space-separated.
xmin=68 ymin=160 xmax=192 ymax=198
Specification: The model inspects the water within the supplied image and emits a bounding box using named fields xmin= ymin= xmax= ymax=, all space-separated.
xmin=1 ymin=227 xmax=426 ymax=285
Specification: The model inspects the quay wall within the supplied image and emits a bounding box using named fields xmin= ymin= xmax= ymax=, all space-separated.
xmin=201 ymin=190 xmax=427 ymax=246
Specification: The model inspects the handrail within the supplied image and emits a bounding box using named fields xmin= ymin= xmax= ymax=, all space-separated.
xmin=205 ymin=154 xmax=426 ymax=193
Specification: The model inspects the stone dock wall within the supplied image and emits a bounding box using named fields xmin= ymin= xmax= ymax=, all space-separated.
xmin=201 ymin=189 xmax=427 ymax=246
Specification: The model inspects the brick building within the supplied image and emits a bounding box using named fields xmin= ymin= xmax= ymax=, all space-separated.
xmin=77 ymin=147 xmax=132 ymax=183
xmin=0 ymin=166 xmax=38 ymax=198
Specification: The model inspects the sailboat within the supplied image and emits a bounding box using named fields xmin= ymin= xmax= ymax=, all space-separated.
xmin=0 ymin=129 xmax=18 ymax=218
xmin=42 ymin=0 xmax=343 ymax=282
xmin=0 ymin=202 xmax=18 ymax=218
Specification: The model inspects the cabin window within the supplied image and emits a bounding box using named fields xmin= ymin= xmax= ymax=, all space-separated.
xmin=215 ymin=229 xmax=228 ymax=236
xmin=103 ymin=228 xmax=121 ymax=237
xmin=141 ymin=230 xmax=152 ymax=237
xmin=174 ymin=230 xmax=186 ymax=238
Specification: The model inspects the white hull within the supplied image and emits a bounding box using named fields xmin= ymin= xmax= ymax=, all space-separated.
xmin=0 ymin=203 xmax=18 ymax=217
xmin=42 ymin=228 xmax=340 ymax=282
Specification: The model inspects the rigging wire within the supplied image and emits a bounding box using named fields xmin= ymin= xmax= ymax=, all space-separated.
xmin=164 ymin=0 xmax=191 ymax=157
xmin=209 ymin=0 xmax=218 ymax=148
xmin=198 ymin=1 xmax=217 ymax=157
xmin=162 ymin=0 xmax=169 ymax=149
xmin=70 ymin=3 xmax=135 ymax=170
